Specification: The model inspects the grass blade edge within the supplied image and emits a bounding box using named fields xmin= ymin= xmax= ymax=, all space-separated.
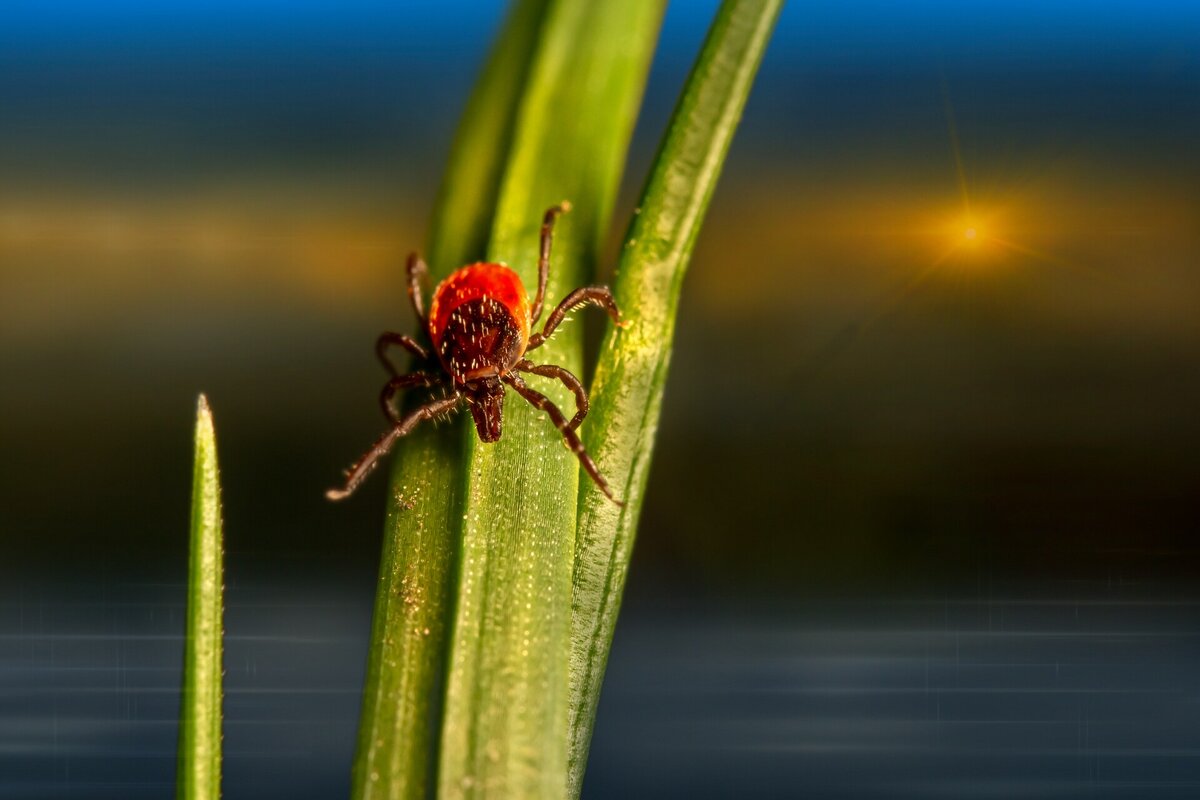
xmin=568 ymin=1 xmax=786 ymax=793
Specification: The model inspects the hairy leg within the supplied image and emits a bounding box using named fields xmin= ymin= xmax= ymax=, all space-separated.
xmin=326 ymin=394 xmax=461 ymax=501
xmin=515 ymin=359 xmax=587 ymax=431
xmin=406 ymin=252 xmax=430 ymax=324
xmin=526 ymin=286 xmax=623 ymax=351
xmin=503 ymin=374 xmax=622 ymax=505
xmin=530 ymin=202 xmax=571 ymax=325
xmin=379 ymin=371 xmax=442 ymax=424
xmin=376 ymin=332 xmax=430 ymax=376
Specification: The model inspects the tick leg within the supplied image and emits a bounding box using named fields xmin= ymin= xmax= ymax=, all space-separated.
xmin=406 ymin=252 xmax=430 ymax=324
xmin=503 ymin=374 xmax=622 ymax=506
xmin=376 ymin=332 xmax=430 ymax=376
xmin=530 ymin=202 xmax=571 ymax=325
xmin=526 ymin=286 xmax=623 ymax=351
xmin=379 ymin=371 xmax=442 ymax=424
xmin=515 ymin=359 xmax=587 ymax=431
xmin=326 ymin=394 xmax=461 ymax=501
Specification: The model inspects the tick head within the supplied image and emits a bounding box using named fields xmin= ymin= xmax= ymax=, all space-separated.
xmin=467 ymin=378 xmax=505 ymax=443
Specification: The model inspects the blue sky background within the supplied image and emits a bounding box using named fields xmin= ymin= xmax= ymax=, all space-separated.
xmin=3 ymin=0 xmax=1196 ymax=192
xmin=3 ymin=0 xmax=1198 ymax=61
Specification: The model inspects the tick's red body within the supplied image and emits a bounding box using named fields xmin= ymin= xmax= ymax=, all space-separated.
xmin=327 ymin=204 xmax=625 ymax=503
xmin=429 ymin=263 xmax=531 ymax=383
xmin=427 ymin=262 xmax=531 ymax=442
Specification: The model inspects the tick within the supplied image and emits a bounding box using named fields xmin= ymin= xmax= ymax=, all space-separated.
xmin=326 ymin=202 xmax=626 ymax=504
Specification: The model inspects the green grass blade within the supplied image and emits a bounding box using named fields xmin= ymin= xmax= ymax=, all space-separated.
xmin=178 ymin=394 xmax=224 ymax=800
xmin=568 ymin=1 xmax=784 ymax=793
xmin=352 ymin=2 xmax=551 ymax=798
xmin=436 ymin=1 xmax=664 ymax=798
xmin=426 ymin=0 xmax=552 ymax=272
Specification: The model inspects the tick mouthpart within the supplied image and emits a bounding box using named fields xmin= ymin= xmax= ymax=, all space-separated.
xmin=468 ymin=387 xmax=505 ymax=443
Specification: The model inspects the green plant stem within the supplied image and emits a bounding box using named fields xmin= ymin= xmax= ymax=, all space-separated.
xmin=436 ymin=1 xmax=664 ymax=798
xmin=178 ymin=394 xmax=224 ymax=800
xmin=568 ymin=1 xmax=784 ymax=794
xmin=352 ymin=2 xmax=551 ymax=798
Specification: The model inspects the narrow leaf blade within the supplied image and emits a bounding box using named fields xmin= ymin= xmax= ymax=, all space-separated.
xmin=178 ymin=394 xmax=224 ymax=800
xmin=352 ymin=2 xmax=552 ymax=798
xmin=568 ymin=1 xmax=785 ymax=793
xmin=437 ymin=1 xmax=665 ymax=798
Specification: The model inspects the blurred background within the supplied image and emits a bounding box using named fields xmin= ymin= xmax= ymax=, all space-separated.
xmin=2 ymin=1 xmax=1199 ymax=797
